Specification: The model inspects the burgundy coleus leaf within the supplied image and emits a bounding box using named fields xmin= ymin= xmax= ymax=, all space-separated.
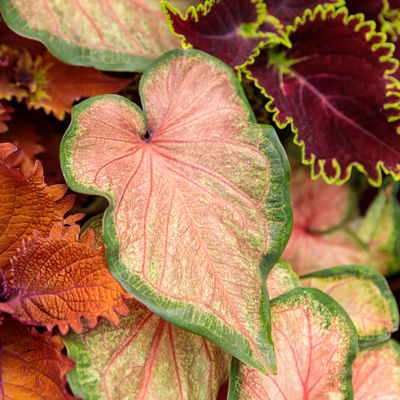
xmin=246 ymin=5 xmax=400 ymax=185
xmin=60 ymin=49 xmax=292 ymax=373
xmin=345 ymin=0 xmax=384 ymax=25
xmin=63 ymin=298 xmax=231 ymax=399
xmin=352 ymin=339 xmax=400 ymax=399
xmin=162 ymin=0 xmax=288 ymax=69
xmin=0 ymin=313 xmax=79 ymax=400
xmin=265 ymin=0 xmax=342 ymax=26
xmin=228 ymin=287 xmax=358 ymax=400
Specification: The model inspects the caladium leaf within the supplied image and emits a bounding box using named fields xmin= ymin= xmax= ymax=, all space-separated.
xmin=266 ymin=259 xmax=300 ymax=300
xmin=64 ymin=297 xmax=231 ymax=400
xmin=0 ymin=0 xmax=199 ymax=72
xmin=352 ymin=339 xmax=400 ymax=400
xmin=0 ymin=313 xmax=79 ymax=400
xmin=0 ymin=222 xmax=131 ymax=334
xmin=228 ymin=287 xmax=358 ymax=400
xmin=265 ymin=0 xmax=343 ymax=26
xmin=81 ymin=213 xmax=104 ymax=248
xmin=61 ymin=49 xmax=292 ymax=373
xmin=0 ymin=142 xmax=82 ymax=281
xmin=300 ymin=265 xmax=399 ymax=346
xmin=246 ymin=5 xmax=400 ymax=185
xmin=162 ymin=0 xmax=288 ymax=69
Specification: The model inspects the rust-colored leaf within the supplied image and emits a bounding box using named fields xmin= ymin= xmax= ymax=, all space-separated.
xmin=0 ymin=223 xmax=131 ymax=334
xmin=0 ymin=101 xmax=13 ymax=133
xmin=0 ymin=313 xmax=79 ymax=400
xmin=0 ymin=142 xmax=80 ymax=281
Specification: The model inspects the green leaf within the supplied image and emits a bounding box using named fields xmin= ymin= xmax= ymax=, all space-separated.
xmin=266 ymin=259 xmax=301 ymax=300
xmin=300 ymin=265 xmax=399 ymax=346
xmin=228 ymin=287 xmax=358 ymax=400
xmin=60 ymin=49 xmax=292 ymax=373
xmin=64 ymin=298 xmax=231 ymax=400
xmin=0 ymin=0 xmax=200 ymax=71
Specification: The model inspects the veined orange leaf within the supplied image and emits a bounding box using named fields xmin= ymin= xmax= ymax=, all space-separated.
xmin=63 ymin=298 xmax=231 ymax=400
xmin=61 ymin=49 xmax=292 ymax=373
xmin=0 ymin=223 xmax=131 ymax=334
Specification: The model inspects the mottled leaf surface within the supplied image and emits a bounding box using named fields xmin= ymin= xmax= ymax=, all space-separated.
xmin=246 ymin=5 xmax=400 ymax=185
xmin=0 ymin=223 xmax=131 ymax=334
xmin=266 ymin=259 xmax=300 ymax=300
xmin=352 ymin=339 xmax=400 ymax=400
xmin=0 ymin=143 xmax=78 ymax=281
xmin=0 ymin=0 xmax=198 ymax=71
xmin=228 ymin=288 xmax=358 ymax=400
xmin=61 ymin=49 xmax=292 ymax=373
xmin=64 ymin=298 xmax=231 ymax=400
xmin=0 ymin=313 xmax=78 ymax=400
xmin=300 ymin=265 xmax=399 ymax=345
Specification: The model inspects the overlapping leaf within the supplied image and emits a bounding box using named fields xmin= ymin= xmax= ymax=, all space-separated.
xmin=61 ymin=49 xmax=292 ymax=373
xmin=0 ymin=142 xmax=81 ymax=282
xmin=0 ymin=101 xmax=13 ymax=133
xmin=0 ymin=313 xmax=79 ymax=400
xmin=300 ymin=265 xmax=399 ymax=345
xmin=0 ymin=222 xmax=131 ymax=334
xmin=352 ymin=339 xmax=400 ymax=399
xmin=228 ymin=288 xmax=358 ymax=400
xmin=246 ymin=5 xmax=400 ymax=185
xmin=162 ymin=0 xmax=288 ymax=69
xmin=344 ymin=0 xmax=384 ymax=25
xmin=0 ymin=0 xmax=200 ymax=72
xmin=64 ymin=298 xmax=231 ymax=400
xmin=266 ymin=259 xmax=300 ymax=299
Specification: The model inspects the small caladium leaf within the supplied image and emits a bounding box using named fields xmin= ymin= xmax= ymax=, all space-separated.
xmin=352 ymin=339 xmax=400 ymax=399
xmin=61 ymin=49 xmax=292 ymax=373
xmin=300 ymin=265 xmax=399 ymax=346
xmin=246 ymin=5 xmax=400 ymax=185
xmin=0 ymin=313 xmax=79 ymax=400
xmin=0 ymin=0 xmax=198 ymax=72
xmin=81 ymin=213 xmax=104 ymax=248
xmin=265 ymin=0 xmax=343 ymax=26
xmin=0 ymin=143 xmax=82 ymax=281
xmin=64 ymin=298 xmax=231 ymax=400
xmin=228 ymin=287 xmax=358 ymax=400
xmin=266 ymin=259 xmax=300 ymax=300
xmin=162 ymin=0 xmax=287 ymax=69
xmin=0 ymin=223 xmax=131 ymax=335
xmin=356 ymin=179 xmax=400 ymax=276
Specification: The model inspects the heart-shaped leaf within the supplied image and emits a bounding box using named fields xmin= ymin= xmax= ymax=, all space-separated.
xmin=0 ymin=0 xmax=199 ymax=72
xmin=61 ymin=49 xmax=292 ymax=373
xmin=0 ymin=222 xmax=131 ymax=335
xmin=162 ymin=0 xmax=288 ymax=69
xmin=352 ymin=339 xmax=400 ymax=399
xmin=300 ymin=265 xmax=399 ymax=345
xmin=64 ymin=298 xmax=231 ymax=400
xmin=228 ymin=287 xmax=358 ymax=400
xmin=245 ymin=5 xmax=400 ymax=185
xmin=0 ymin=313 xmax=79 ymax=400
xmin=266 ymin=259 xmax=300 ymax=300
xmin=0 ymin=142 xmax=82 ymax=282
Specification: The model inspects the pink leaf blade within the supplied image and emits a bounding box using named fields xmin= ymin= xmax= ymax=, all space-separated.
xmin=266 ymin=259 xmax=301 ymax=300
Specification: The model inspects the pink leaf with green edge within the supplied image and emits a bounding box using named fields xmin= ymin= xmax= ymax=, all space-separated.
xmin=245 ymin=5 xmax=400 ymax=186
xmin=63 ymin=298 xmax=231 ymax=400
xmin=0 ymin=0 xmax=199 ymax=72
xmin=228 ymin=287 xmax=358 ymax=400
xmin=266 ymin=259 xmax=301 ymax=300
xmin=161 ymin=0 xmax=289 ymax=70
xmin=352 ymin=339 xmax=400 ymax=400
xmin=300 ymin=265 xmax=399 ymax=346
xmin=265 ymin=0 xmax=344 ymax=26
xmin=60 ymin=49 xmax=292 ymax=373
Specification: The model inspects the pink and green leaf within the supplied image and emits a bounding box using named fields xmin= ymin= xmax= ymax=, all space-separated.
xmin=245 ymin=5 xmax=400 ymax=186
xmin=228 ymin=287 xmax=358 ymax=400
xmin=266 ymin=259 xmax=301 ymax=300
xmin=300 ymin=265 xmax=399 ymax=345
xmin=352 ymin=339 xmax=400 ymax=399
xmin=60 ymin=49 xmax=292 ymax=373
xmin=161 ymin=0 xmax=288 ymax=70
xmin=0 ymin=0 xmax=198 ymax=72
xmin=63 ymin=298 xmax=231 ymax=400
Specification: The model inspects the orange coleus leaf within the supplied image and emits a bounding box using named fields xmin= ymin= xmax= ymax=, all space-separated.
xmin=0 ymin=142 xmax=82 ymax=281
xmin=0 ymin=313 xmax=79 ymax=400
xmin=0 ymin=223 xmax=131 ymax=334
